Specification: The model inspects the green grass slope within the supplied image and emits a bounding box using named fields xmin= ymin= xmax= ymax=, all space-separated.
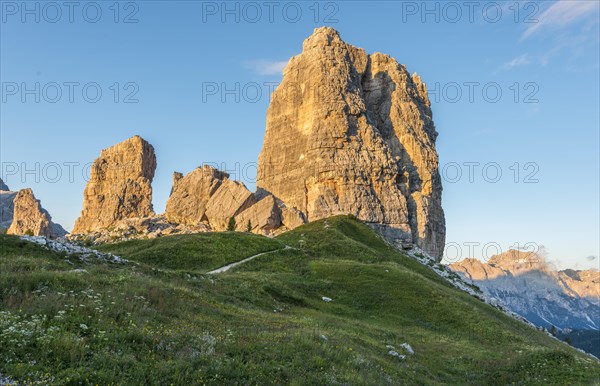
xmin=1 ymin=216 xmax=598 ymax=385
xmin=94 ymin=232 xmax=284 ymax=272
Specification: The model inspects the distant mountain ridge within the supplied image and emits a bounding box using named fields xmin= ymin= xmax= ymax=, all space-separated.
xmin=450 ymin=250 xmax=599 ymax=331
xmin=0 ymin=178 xmax=9 ymax=191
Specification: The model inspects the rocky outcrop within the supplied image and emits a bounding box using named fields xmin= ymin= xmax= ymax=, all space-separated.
xmin=257 ymin=27 xmax=445 ymax=259
xmin=234 ymin=194 xmax=281 ymax=234
xmin=69 ymin=215 xmax=209 ymax=244
xmin=7 ymin=188 xmax=66 ymax=238
xmin=68 ymin=139 xmax=302 ymax=240
xmin=280 ymin=205 xmax=307 ymax=230
xmin=164 ymin=166 xmax=305 ymax=235
xmin=450 ymin=250 xmax=600 ymax=330
xmin=1 ymin=180 xmax=66 ymax=237
xmin=66 ymin=28 xmax=445 ymax=248
xmin=20 ymin=235 xmax=127 ymax=263
xmin=165 ymin=166 xmax=228 ymax=226
xmin=205 ymin=179 xmax=256 ymax=231
xmin=72 ymin=135 xmax=156 ymax=234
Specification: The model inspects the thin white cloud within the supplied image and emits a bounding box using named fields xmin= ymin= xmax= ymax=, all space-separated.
xmin=522 ymin=0 xmax=599 ymax=40
xmin=501 ymin=54 xmax=531 ymax=70
xmin=538 ymin=27 xmax=598 ymax=69
xmin=245 ymin=60 xmax=288 ymax=76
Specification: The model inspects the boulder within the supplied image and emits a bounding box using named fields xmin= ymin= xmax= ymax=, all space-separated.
xmin=280 ymin=205 xmax=306 ymax=230
xmin=165 ymin=166 xmax=228 ymax=226
xmin=205 ymin=179 xmax=256 ymax=231
xmin=234 ymin=194 xmax=282 ymax=234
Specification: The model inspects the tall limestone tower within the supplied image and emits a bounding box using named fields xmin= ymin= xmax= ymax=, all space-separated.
xmin=72 ymin=135 xmax=156 ymax=234
xmin=257 ymin=27 xmax=446 ymax=259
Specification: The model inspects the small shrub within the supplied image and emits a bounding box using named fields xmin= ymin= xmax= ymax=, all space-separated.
xmin=83 ymin=237 xmax=94 ymax=247
xmin=227 ymin=217 xmax=237 ymax=232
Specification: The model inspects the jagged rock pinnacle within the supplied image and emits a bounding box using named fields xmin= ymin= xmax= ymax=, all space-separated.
xmin=257 ymin=28 xmax=446 ymax=259
xmin=72 ymin=135 xmax=156 ymax=234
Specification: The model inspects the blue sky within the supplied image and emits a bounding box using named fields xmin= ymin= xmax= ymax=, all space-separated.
xmin=1 ymin=0 xmax=598 ymax=269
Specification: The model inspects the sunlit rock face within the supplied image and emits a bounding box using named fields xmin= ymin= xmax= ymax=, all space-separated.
xmin=1 ymin=178 xmax=66 ymax=238
xmin=7 ymin=188 xmax=66 ymax=239
xmin=165 ymin=166 xmax=285 ymax=234
xmin=165 ymin=166 xmax=229 ymax=226
xmin=68 ymin=29 xmax=446 ymax=254
xmin=257 ymin=27 xmax=445 ymax=259
xmin=72 ymin=135 xmax=156 ymax=234
xmin=204 ymin=179 xmax=257 ymax=232
xmin=233 ymin=194 xmax=281 ymax=234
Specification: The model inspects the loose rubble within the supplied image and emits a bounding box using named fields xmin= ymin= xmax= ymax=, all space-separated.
xmin=20 ymin=235 xmax=127 ymax=263
xmin=400 ymin=343 xmax=414 ymax=355
xmin=386 ymin=346 xmax=406 ymax=360
xmin=69 ymin=215 xmax=209 ymax=245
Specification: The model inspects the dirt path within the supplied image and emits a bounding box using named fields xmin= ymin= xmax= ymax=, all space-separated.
xmin=206 ymin=245 xmax=292 ymax=275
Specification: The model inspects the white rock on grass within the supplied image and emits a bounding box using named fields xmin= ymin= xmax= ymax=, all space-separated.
xmin=401 ymin=343 xmax=414 ymax=355
xmin=322 ymin=296 xmax=333 ymax=302
xmin=388 ymin=350 xmax=406 ymax=360
xmin=19 ymin=235 xmax=127 ymax=264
